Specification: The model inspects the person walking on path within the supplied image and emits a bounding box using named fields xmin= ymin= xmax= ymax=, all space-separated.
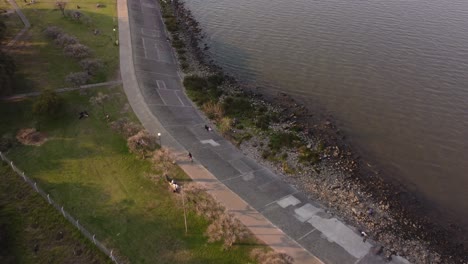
xmin=188 ymin=152 xmax=193 ymax=162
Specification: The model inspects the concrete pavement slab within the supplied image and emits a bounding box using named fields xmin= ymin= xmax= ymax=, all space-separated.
xmin=229 ymin=158 xmax=254 ymax=174
xmin=299 ymin=230 xmax=357 ymax=264
xmin=262 ymin=203 xmax=315 ymax=240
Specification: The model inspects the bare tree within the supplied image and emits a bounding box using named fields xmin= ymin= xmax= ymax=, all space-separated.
xmin=56 ymin=1 xmax=67 ymax=17
xmin=205 ymin=212 xmax=249 ymax=250
xmin=127 ymin=130 xmax=159 ymax=158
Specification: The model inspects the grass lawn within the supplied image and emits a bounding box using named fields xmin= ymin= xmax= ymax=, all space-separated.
xmin=8 ymin=0 xmax=119 ymax=92
xmin=0 ymin=86 xmax=258 ymax=263
xmin=0 ymin=164 xmax=112 ymax=264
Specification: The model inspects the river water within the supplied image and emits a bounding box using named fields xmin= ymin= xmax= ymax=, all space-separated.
xmin=181 ymin=0 xmax=468 ymax=226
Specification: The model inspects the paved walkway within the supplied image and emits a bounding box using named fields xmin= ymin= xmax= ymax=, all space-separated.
xmin=116 ymin=0 xmax=410 ymax=263
xmin=5 ymin=0 xmax=30 ymax=48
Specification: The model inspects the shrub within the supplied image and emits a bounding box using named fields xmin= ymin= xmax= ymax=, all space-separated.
xmin=183 ymin=75 xmax=207 ymax=91
xmin=205 ymin=212 xmax=249 ymax=250
xmin=54 ymin=33 xmax=78 ymax=47
xmin=281 ymin=161 xmax=296 ymax=175
xmin=181 ymin=62 xmax=189 ymax=71
xmin=184 ymin=184 xmax=249 ymax=249
xmin=127 ymin=130 xmax=158 ymax=158
xmin=176 ymin=49 xmax=186 ymax=55
xmin=152 ymin=147 xmax=175 ymax=173
xmin=44 ymin=26 xmax=63 ymax=39
xmin=184 ymin=75 xmax=223 ymax=105
xmin=202 ymin=102 xmax=224 ymax=121
xmin=65 ymin=72 xmax=90 ymax=86
xmin=64 ymin=43 xmax=91 ymax=59
xmin=80 ymin=58 xmax=103 ymax=75
xmin=109 ymin=118 xmax=142 ymax=138
xmin=250 ymin=248 xmax=294 ymax=264
xmin=172 ymin=38 xmax=185 ymax=49
xmin=184 ymin=184 xmax=224 ymax=221
xmin=32 ymin=89 xmax=63 ymax=118
xmin=222 ymin=96 xmax=253 ymax=118
xmin=207 ymin=74 xmax=224 ymax=87
xmin=218 ymin=117 xmax=232 ymax=135
xmin=232 ymin=132 xmax=252 ymax=146
xmin=254 ymin=114 xmax=271 ymax=130
xmin=298 ymin=146 xmax=320 ymax=165
xmin=164 ymin=16 xmax=178 ymax=32
xmin=268 ymin=132 xmax=300 ymax=151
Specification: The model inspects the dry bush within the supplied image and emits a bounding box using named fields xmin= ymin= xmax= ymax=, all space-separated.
xmin=183 ymin=184 xmax=249 ymax=249
xmin=152 ymin=147 xmax=175 ymax=164
xmin=202 ymin=101 xmax=224 ymax=121
xmin=54 ymin=33 xmax=78 ymax=47
xmin=64 ymin=43 xmax=92 ymax=59
xmin=44 ymin=26 xmax=63 ymax=39
xmin=16 ymin=128 xmax=47 ymax=146
xmin=65 ymin=72 xmax=90 ymax=86
xmin=109 ymin=118 xmax=142 ymax=138
xmin=80 ymin=58 xmax=103 ymax=75
xmin=250 ymin=248 xmax=294 ymax=264
xmin=205 ymin=212 xmax=249 ymax=250
xmin=184 ymin=184 xmax=224 ymax=221
xmin=127 ymin=130 xmax=158 ymax=158
xmin=218 ymin=117 xmax=232 ymax=135
xmin=152 ymin=147 xmax=176 ymax=173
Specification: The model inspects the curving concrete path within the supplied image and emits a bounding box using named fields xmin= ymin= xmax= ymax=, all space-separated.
xmin=116 ymin=0 xmax=410 ymax=263
xmin=5 ymin=0 xmax=30 ymax=48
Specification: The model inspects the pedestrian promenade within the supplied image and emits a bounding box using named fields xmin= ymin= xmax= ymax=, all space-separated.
xmin=116 ymin=0 xmax=409 ymax=263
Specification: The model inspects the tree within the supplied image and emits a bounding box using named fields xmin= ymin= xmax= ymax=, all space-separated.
xmin=79 ymin=58 xmax=103 ymax=75
xmin=63 ymin=43 xmax=91 ymax=59
xmin=32 ymin=89 xmax=63 ymax=118
xmin=56 ymin=1 xmax=67 ymax=17
xmin=65 ymin=71 xmax=89 ymax=86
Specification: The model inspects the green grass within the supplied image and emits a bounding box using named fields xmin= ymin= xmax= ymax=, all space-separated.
xmin=0 ymin=164 xmax=111 ymax=264
xmin=0 ymin=87 xmax=258 ymax=263
xmin=10 ymin=0 xmax=119 ymax=92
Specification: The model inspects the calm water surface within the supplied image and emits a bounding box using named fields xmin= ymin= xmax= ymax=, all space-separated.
xmin=183 ymin=0 xmax=468 ymax=225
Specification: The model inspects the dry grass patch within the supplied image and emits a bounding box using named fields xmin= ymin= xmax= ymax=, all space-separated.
xmin=16 ymin=128 xmax=47 ymax=146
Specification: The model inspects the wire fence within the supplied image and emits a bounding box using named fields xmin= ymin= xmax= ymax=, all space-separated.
xmin=0 ymin=151 xmax=121 ymax=263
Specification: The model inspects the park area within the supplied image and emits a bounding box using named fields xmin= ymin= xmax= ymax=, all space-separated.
xmin=0 ymin=86 xmax=262 ymax=263
xmin=0 ymin=0 xmax=276 ymax=263
xmin=2 ymin=0 xmax=120 ymax=93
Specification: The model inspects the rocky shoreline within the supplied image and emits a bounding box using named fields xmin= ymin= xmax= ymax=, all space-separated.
xmin=164 ymin=1 xmax=467 ymax=263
